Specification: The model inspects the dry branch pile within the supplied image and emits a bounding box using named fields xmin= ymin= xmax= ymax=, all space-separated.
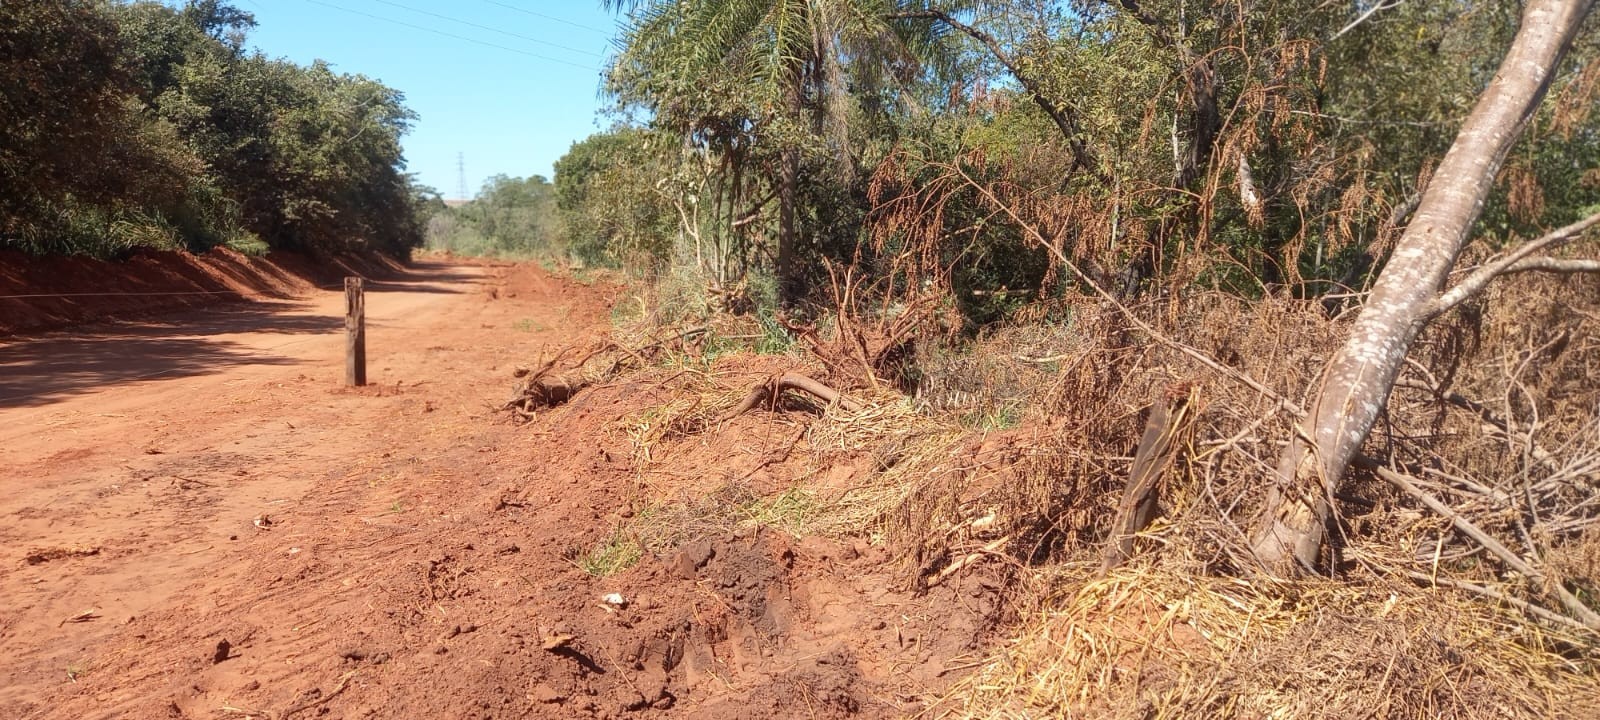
xmin=506 ymin=260 xmax=1600 ymax=718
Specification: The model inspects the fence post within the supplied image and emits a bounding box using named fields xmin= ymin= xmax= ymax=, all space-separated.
xmin=345 ymin=277 xmax=366 ymax=387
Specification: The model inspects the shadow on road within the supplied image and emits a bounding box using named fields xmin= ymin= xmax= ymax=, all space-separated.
xmin=0 ymin=262 xmax=482 ymax=409
xmin=0 ymin=305 xmax=326 ymax=409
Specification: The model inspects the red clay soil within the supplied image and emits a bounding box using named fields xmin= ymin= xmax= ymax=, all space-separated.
xmin=0 ymin=247 xmax=409 ymax=337
xmin=2 ymin=261 xmax=1000 ymax=719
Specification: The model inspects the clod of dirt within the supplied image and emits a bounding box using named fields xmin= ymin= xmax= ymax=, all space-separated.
xmin=669 ymin=540 xmax=716 ymax=580
xmin=530 ymin=682 xmax=565 ymax=704
xmin=23 ymin=546 xmax=100 ymax=565
xmin=337 ymin=647 xmax=368 ymax=662
xmin=789 ymin=649 xmax=863 ymax=714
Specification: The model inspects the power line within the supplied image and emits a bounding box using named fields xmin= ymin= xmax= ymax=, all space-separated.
xmin=476 ymin=1 xmax=613 ymax=35
xmin=367 ymin=0 xmax=604 ymax=58
xmin=301 ymin=0 xmax=599 ymax=71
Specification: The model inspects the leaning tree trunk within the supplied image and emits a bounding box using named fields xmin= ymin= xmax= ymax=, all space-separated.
xmin=1250 ymin=0 xmax=1596 ymax=574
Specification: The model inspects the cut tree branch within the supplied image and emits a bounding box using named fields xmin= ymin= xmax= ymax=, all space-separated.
xmin=1363 ymin=457 xmax=1600 ymax=631
xmin=1427 ymin=210 xmax=1600 ymax=318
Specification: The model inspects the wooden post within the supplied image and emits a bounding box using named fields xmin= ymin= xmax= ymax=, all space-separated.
xmin=345 ymin=277 xmax=366 ymax=387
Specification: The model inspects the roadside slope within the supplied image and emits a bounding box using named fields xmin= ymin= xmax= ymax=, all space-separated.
xmin=0 ymin=247 xmax=407 ymax=337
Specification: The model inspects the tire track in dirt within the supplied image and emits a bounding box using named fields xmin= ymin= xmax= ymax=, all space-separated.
xmin=1 ymin=260 xmax=602 ymax=717
xmin=9 ymin=262 xmax=1003 ymax=719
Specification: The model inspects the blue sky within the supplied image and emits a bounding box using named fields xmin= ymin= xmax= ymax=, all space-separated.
xmin=235 ymin=1 xmax=623 ymax=199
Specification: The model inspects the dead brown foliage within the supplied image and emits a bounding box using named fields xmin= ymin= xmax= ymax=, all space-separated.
xmin=515 ymin=238 xmax=1600 ymax=718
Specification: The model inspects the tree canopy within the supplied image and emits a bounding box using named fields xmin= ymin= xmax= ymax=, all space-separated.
xmin=0 ymin=0 xmax=425 ymax=259
xmin=566 ymin=0 xmax=1600 ymax=320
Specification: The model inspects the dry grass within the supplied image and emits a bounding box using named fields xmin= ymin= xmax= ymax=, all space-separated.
xmin=902 ymin=272 xmax=1600 ymax=718
xmin=527 ymin=260 xmax=1600 ymax=718
xmin=935 ymin=565 xmax=1600 ymax=719
xmin=603 ymin=352 xmax=965 ymax=545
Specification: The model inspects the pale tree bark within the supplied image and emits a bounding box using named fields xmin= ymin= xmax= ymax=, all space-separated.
xmin=1250 ymin=0 xmax=1597 ymax=574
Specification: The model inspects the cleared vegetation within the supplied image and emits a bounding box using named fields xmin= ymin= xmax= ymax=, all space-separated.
xmin=8 ymin=0 xmax=1600 ymax=717
xmin=482 ymin=0 xmax=1600 ymax=716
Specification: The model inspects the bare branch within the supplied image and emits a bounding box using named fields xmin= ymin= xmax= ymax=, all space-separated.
xmin=1427 ymin=210 xmax=1600 ymax=319
xmin=1331 ymin=0 xmax=1408 ymax=41
xmin=1404 ymin=572 xmax=1596 ymax=636
xmin=1364 ymin=457 xmax=1600 ymax=631
xmin=887 ymin=10 xmax=1099 ymax=178
xmin=1502 ymin=256 xmax=1600 ymax=274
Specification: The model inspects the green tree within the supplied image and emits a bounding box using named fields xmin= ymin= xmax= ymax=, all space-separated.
xmin=2 ymin=1 xmax=422 ymax=259
xmin=606 ymin=0 xmax=964 ymax=305
xmin=425 ymin=175 xmax=564 ymax=258
xmin=555 ymin=128 xmax=676 ymax=266
xmin=0 ymin=0 xmax=202 ymax=253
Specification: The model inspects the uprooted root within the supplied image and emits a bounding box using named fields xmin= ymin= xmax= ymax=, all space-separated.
xmin=502 ymin=348 xmax=594 ymax=421
xmin=719 ymin=373 xmax=863 ymax=422
xmin=503 ymin=327 xmax=711 ymax=422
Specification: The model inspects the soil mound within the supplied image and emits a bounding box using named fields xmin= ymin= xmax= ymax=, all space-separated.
xmin=0 ymin=248 xmax=408 ymax=337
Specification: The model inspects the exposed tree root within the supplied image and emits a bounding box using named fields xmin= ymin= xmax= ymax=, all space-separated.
xmin=720 ymin=373 xmax=862 ymax=422
xmin=502 ymin=328 xmax=714 ymax=422
xmin=1102 ymin=387 xmax=1195 ymax=572
xmin=503 ymin=348 xmax=593 ymax=418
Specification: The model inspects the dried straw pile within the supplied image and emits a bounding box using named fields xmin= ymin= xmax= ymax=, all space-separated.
xmin=940 ymin=567 xmax=1599 ymax=719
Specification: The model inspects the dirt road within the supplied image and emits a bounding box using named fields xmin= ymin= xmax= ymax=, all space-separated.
xmin=3 ymin=259 xmax=995 ymax=719
xmin=1 ymin=259 xmax=608 ymax=716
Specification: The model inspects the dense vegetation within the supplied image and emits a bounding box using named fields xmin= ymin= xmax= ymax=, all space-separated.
xmin=0 ymin=0 xmax=424 ymax=259
xmin=423 ymin=174 xmax=562 ymax=258
xmin=546 ymin=0 xmax=1598 ymax=323
xmin=524 ymin=1 xmax=1600 ymax=689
